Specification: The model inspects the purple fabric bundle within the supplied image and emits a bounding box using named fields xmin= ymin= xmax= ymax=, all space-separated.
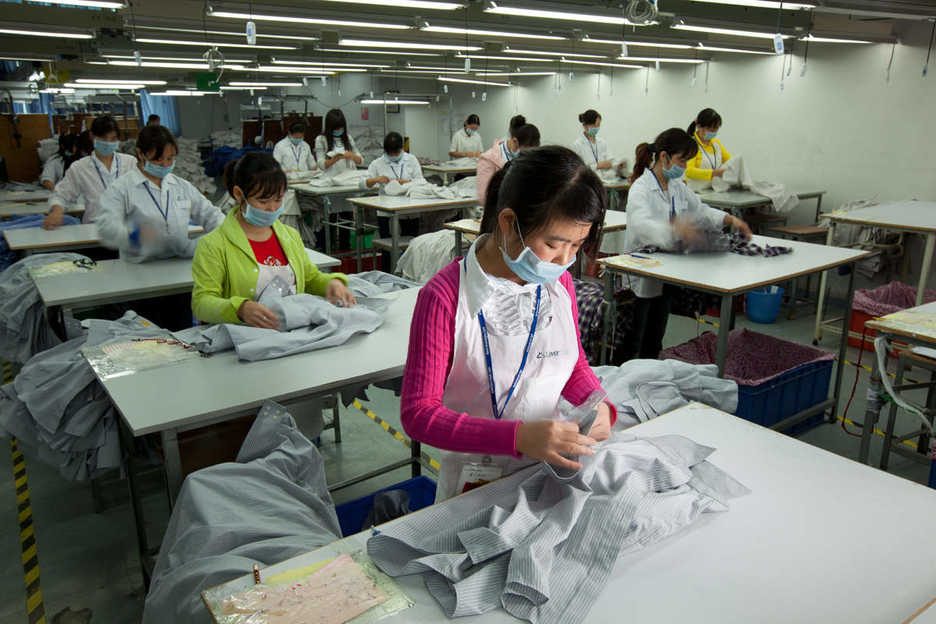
xmin=853 ymin=281 xmax=936 ymax=318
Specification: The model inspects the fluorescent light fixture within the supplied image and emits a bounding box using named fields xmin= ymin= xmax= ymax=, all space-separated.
xmin=480 ymin=71 xmax=555 ymax=76
xmin=380 ymin=69 xmax=469 ymax=74
xmin=689 ymin=0 xmax=815 ymax=9
xmin=389 ymin=65 xmax=470 ymax=71
xmin=617 ymin=56 xmax=705 ymax=64
xmin=103 ymin=54 xmax=252 ymax=62
xmin=314 ymin=47 xmax=440 ymax=57
xmin=150 ymin=90 xmax=220 ymax=96
xmin=228 ymin=81 xmax=303 ymax=86
xmin=321 ymin=0 xmax=461 ymax=8
xmin=65 ymin=82 xmax=145 ymax=89
xmin=340 ymin=38 xmax=481 ymax=51
xmin=484 ymin=3 xmax=649 ymax=26
xmin=207 ymin=9 xmax=409 ymax=30
xmin=27 ymin=0 xmax=125 ymax=7
xmin=800 ymin=34 xmax=872 ymax=43
xmin=0 ymin=27 xmax=93 ymax=39
xmin=438 ymin=76 xmax=510 ymax=87
xmin=39 ymin=88 xmax=76 ymax=94
xmin=0 ymin=55 xmax=56 ymax=62
xmin=76 ymin=78 xmax=167 ymax=85
xmin=360 ymin=99 xmax=431 ymax=105
xmin=672 ymin=24 xmax=792 ymax=39
xmin=583 ymin=36 xmax=693 ymax=49
xmin=456 ymin=54 xmax=552 ymax=62
xmin=134 ymin=24 xmax=318 ymax=42
xmin=134 ymin=37 xmax=296 ymax=50
xmin=271 ymin=59 xmax=390 ymax=68
xmin=252 ymin=66 xmax=344 ymax=74
xmin=107 ymin=60 xmax=248 ymax=69
xmin=503 ymin=48 xmax=607 ymax=59
xmin=219 ymin=85 xmax=267 ymax=90
xmin=560 ymin=59 xmax=643 ymax=69
xmin=422 ymin=25 xmax=566 ymax=41
xmin=696 ymin=43 xmax=774 ymax=54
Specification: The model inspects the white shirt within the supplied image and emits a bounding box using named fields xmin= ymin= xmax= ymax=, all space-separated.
xmin=623 ymin=168 xmax=727 ymax=298
xmin=450 ymin=129 xmax=483 ymax=156
xmin=48 ymin=152 xmax=137 ymax=223
xmin=571 ymin=133 xmax=611 ymax=170
xmin=95 ymin=168 xmax=225 ymax=263
xmin=273 ymin=137 xmax=316 ymax=173
xmin=40 ymin=155 xmax=65 ymax=186
xmin=366 ymin=153 xmax=424 ymax=195
xmin=314 ymin=134 xmax=361 ymax=176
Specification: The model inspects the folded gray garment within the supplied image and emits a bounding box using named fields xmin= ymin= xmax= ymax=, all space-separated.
xmin=178 ymin=295 xmax=389 ymax=361
xmin=142 ymin=401 xmax=342 ymax=624
xmin=367 ymin=433 xmax=748 ymax=624
xmin=346 ymin=270 xmax=419 ymax=298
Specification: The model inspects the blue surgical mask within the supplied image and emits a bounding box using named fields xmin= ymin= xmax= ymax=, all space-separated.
xmin=143 ymin=160 xmax=175 ymax=179
xmin=387 ymin=153 xmax=403 ymax=163
xmin=465 ymin=127 xmax=476 ymax=136
xmin=242 ymin=201 xmax=284 ymax=227
xmin=94 ymin=140 xmax=119 ymax=156
xmin=332 ymin=128 xmax=345 ymax=137
xmin=289 ymin=137 xmax=303 ymax=146
xmin=586 ymin=127 xmax=600 ymax=137
xmin=661 ymin=157 xmax=685 ymax=180
xmin=500 ymin=228 xmax=574 ymax=284
xmin=704 ymin=131 xmax=718 ymax=140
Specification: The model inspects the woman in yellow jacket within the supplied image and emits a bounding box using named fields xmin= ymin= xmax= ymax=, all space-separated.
xmin=685 ymin=108 xmax=731 ymax=192
xmin=192 ymin=152 xmax=355 ymax=328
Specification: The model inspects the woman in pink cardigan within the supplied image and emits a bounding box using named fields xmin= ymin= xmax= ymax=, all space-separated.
xmin=475 ymin=123 xmax=540 ymax=206
xmin=401 ymin=145 xmax=617 ymax=501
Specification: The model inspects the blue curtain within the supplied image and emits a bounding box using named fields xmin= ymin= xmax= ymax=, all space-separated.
xmin=139 ymin=89 xmax=181 ymax=136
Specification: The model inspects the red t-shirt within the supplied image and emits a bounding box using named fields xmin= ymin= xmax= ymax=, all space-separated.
xmin=248 ymin=233 xmax=289 ymax=267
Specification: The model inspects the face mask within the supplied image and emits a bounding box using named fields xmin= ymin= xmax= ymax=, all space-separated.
xmin=508 ymin=148 xmax=520 ymax=160
xmin=64 ymin=150 xmax=74 ymax=157
xmin=289 ymin=137 xmax=303 ymax=146
xmin=332 ymin=128 xmax=345 ymax=137
xmin=500 ymin=225 xmax=575 ymax=284
xmin=387 ymin=153 xmax=403 ymax=163
xmin=143 ymin=160 xmax=175 ymax=179
xmin=586 ymin=127 xmax=600 ymax=137
xmin=242 ymin=201 xmax=284 ymax=227
xmin=661 ymin=156 xmax=685 ymax=180
xmin=94 ymin=140 xmax=119 ymax=156
xmin=703 ymin=131 xmax=718 ymax=140
xmin=465 ymin=127 xmax=475 ymax=136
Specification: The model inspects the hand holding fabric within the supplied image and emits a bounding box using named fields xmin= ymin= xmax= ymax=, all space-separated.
xmin=238 ymin=301 xmax=281 ymax=329
xmin=588 ymin=403 xmax=612 ymax=441
xmin=727 ymin=215 xmax=753 ymax=241
xmin=326 ymin=279 xmax=357 ymax=307
xmin=516 ymin=420 xmax=596 ymax=472
xmin=673 ymin=217 xmax=704 ymax=247
xmin=42 ymin=209 xmax=65 ymax=230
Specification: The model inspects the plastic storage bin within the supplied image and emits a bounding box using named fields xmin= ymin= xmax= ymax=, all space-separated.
xmin=660 ymin=328 xmax=835 ymax=434
xmin=335 ymin=475 xmax=437 ymax=537
xmin=746 ymin=286 xmax=785 ymax=324
xmin=849 ymin=281 xmax=936 ymax=351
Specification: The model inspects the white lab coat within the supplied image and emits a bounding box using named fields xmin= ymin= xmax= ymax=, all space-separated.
xmin=449 ymin=129 xmax=483 ymax=156
xmin=571 ymin=133 xmax=611 ymax=171
xmin=366 ymin=153 xmax=424 ymax=195
xmin=40 ymin=155 xmax=65 ymax=187
xmin=314 ymin=134 xmax=361 ymax=177
xmin=623 ymin=168 xmax=727 ymax=298
xmin=48 ymin=152 xmax=138 ymax=223
xmin=96 ymin=168 xmax=225 ymax=262
xmin=273 ymin=137 xmax=316 ymax=173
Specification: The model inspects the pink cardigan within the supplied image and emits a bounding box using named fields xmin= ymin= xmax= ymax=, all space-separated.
xmin=475 ymin=142 xmax=506 ymax=207
xmin=400 ymin=260 xmax=616 ymax=458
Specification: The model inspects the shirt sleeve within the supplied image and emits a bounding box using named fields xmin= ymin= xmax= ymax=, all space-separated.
xmin=174 ymin=184 xmax=226 ymax=258
xmin=349 ymin=135 xmax=362 ymax=158
xmin=475 ymin=155 xmax=498 ymax=206
xmin=304 ymin=144 xmax=317 ymax=171
xmin=449 ymin=132 xmax=459 ymax=154
xmin=40 ymin=157 xmax=61 ymax=185
xmin=718 ymin=140 xmax=732 ymax=163
xmin=314 ymin=135 xmax=328 ymax=165
xmin=272 ymin=141 xmax=290 ymax=170
xmin=685 ymin=185 xmax=728 ymax=231
xmin=367 ymin=159 xmax=380 ymax=178
xmin=624 ymin=182 xmax=676 ymax=250
xmin=94 ymin=182 xmax=131 ymax=249
xmin=191 ymin=236 xmax=245 ymax=324
xmin=685 ymin=148 xmax=713 ymax=182
xmin=48 ymin=162 xmax=81 ymax=210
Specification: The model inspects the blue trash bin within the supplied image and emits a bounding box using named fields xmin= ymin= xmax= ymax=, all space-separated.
xmin=746 ymin=286 xmax=785 ymax=324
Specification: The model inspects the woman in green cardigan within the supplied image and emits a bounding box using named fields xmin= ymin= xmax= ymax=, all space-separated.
xmin=192 ymin=152 xmax=355 ymax=328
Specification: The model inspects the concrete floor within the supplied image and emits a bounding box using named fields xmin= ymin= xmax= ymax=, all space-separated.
xmin=0 ymin=296 xmax=932 ymax=623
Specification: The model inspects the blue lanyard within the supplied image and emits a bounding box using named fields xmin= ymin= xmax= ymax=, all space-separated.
xmin=389 ymin=162 xmax=404 ymax=180
xmin=292 ymin=144 xmax=303 ymax=168
xmin=587 ymin=135 xmax=599 ymax=165
xmin=650 ymin=170 xmax=676 ymax=220
xmin=501 ymin=142 xmax=512 ymax=163
xmin=92 ymin=156 xmax=118 ymax=190
xmin=478 ymin=285 xmax=541 ymax=420
xmin=143 ymin=184 xmax=170 ymax=223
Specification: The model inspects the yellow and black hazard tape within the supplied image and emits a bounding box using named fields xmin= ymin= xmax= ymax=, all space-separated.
xmin=350 ymin=399 xmax=441 ymax=473
xmin=11 ymin=439 xmax=45 ymax=624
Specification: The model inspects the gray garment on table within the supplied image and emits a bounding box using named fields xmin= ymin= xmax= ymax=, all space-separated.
xmin=593 ymin=360 xmax=738 ymax=429
xmin=142 ymin=401 xmax=342 ymax=624
xmin=0 ymin=253 xmax=91 ymax=364
xmin=367 ymin=433 xmax=748 ymax=623
xmin=346 ymin=270 xmax=418 ymax=299
xmin=177 ymin=294 xmax=388 ymax=362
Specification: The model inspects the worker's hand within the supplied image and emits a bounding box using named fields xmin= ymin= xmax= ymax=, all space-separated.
xmin=728 ymin=215 xmax=753 ymax=241
xmin=712 ymin=168 xmax=726 ymax=178
xmin=597 ymin=160 xmax=613 ymax=170
xmin=673 ymin=218 xmax=704 ymax=247
xmin=138 ymin=222 xmax=164 ymax=245
xmin=41 ymin=180 xmax=56 ymax=192
xmin=470 ymin=151 xmax=481 ymax=158
xmin=42 ymin=209 xmax=65 ymax=230
xmin=326 ymin=279 xmax=357 ymax=307
xmin=342 ymin=151 xmax=355 ymax=160
xmin=374 ymin=176 xmax=390 ymax=185
xmin=237 ymin=301 xmax=281 ymax=329
xmin=397 ymin=178 xmax=411 ymax=184
xmin=588 ymin=403 xmax=612 ymax=442
xmin=516 ymin=420 xmax=596 ymax=472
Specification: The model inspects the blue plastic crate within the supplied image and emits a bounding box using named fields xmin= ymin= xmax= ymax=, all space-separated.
xmin=736 ymin=359 xmax=833 ymax=433
xmin=335 ymin=475 xmax=437 ymax=537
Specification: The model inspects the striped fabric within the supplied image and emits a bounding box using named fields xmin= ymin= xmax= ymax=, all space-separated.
xmin=367 ymin=433 xmax=748 ymax=623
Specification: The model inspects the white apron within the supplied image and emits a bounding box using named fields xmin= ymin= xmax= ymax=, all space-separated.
xmin=687 ymin=139 xmax=723 ymax=193
xmin=435 ymin=243 xmax=578 ymax=502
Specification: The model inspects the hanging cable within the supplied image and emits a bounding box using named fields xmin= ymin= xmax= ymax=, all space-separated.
xmin=923 ymin=19 xmax=935 ymax=77
xmin=885 ymin=41 xmax=896 ymax=83
xmin=841 ymin=328 xmax=868 ymax=438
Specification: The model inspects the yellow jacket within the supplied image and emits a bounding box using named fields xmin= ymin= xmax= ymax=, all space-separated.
xmin=686 ymin=134 xmax=732 ymax=182
xmin=191 ymin=208 xmax=346 ymax=324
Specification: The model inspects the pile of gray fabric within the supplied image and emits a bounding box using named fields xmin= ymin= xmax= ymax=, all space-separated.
xmin=142 ymin=401 xmax=342 ymax=624
xmin=367 ymin=432 xmax=748 ymax=623
xmin=0 ymin=253 xmax=89 ymax=364
xmin=0 ymin=312 xmax=168 ymax=480
xmin=346 ymin=270 xmax=418 ymax=298
xmin=593 ymin=360 xmax=738 ymax=429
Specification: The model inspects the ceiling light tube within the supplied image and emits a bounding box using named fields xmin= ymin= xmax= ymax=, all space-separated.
xmin=672 ymin=24 xmax=792 ymax=39
xmin=560 ymin=59 xmax=643 ymax=69
xmin=207 ymin=9 xmax=409 ymax=30
xmin=421 ymin=25 xmax=566 ymax=41
xmin=252 ymin=66 xmax=346 ymax=74
xmin=27 ymin=0 xmax=125 ymax=8
xmin=219 ymin=85 xmax=267 ymax=90
xmin=0 ymin=27 xmax=93 ymax=39
xmin=314 ymin=47 xmax=440 ymax=57
xmin=320 ymin=0 xmax=461 ymax=8
xmin=689 ymin=0 xmax=815 ymax=9
xmin=360 ymin=99 xmax=431 ymax=104
xmin=799 ymin=34 xmax=872 ymax=43
xmin=65 ymin=82 xmax=145 ymax=89
xmin=39 ymin=87 xmax=76 ymax=94
xmin=484 ymin=3 xmax=650 ymax=26
xmin=151 ymin=90 xmax=218 ymax=96
xmin=380 ymin=69 xmax=469 ymax=74
xmin=106 ymin=60 xmax=247 ymax=69
xmin=617 ymin=56 xmax=705 ymax=63
xmin=228 ymin=81 xmax=303 ymax=86
xmin=134 ymin=25 xmax=319 ymax=42
xmin=76 ymin=78 xmax=167 ymax=85
xmin=340 ymin=38 xmax=481 ymax=51
xmin=455 ymin=53 xmax=551 ymax=62
xmin=503 ymin=48 xmax=607 ymax=59
xmin=103 ymin=54 xmax=252 ymax=62
xmin=134 ymin=37 xmax=296 ymax=50
xmin=696 ymin=43 xmax=774 ymax=54
xmin=271 ymin=59 xmax=390 ymax=68
xmin=480 ymin=71 xmax=555 ymax=76
xmin=0 ymin=55 xmax=56 ymax=62
xmin=583 ymin=36 xmax=693 ymax=49
xmin=438 ymin=76 xmax=510 ymax=87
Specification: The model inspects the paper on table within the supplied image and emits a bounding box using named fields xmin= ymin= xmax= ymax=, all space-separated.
xmin=612 ymin=254 xmax=663 ymax=268
xmin=82 ymin=335 xmax=204 ymax=380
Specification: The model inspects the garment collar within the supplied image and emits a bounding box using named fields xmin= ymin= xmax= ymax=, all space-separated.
xmin=129 ymin=167 xmax=179 ymax=189
xmin=463 ymin=235 xmax=538 ymax=318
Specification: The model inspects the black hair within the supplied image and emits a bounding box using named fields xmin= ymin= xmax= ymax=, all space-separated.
xmin=687 ymin=108 xmax=722 ymax=137
xmin=147 ymin=114 xmax=160 ymax=124
xmin=464 ymin=113 xmax=480 ymax=127
xmin=58 ymin=133 xmax=77 ymax=158
xmin=288 ymin=120 xmax=307 ymax=134
xmin=514 ymin=124 xmax=540 ymax=148
xmin=224 ymin=151 xmax=287 ymax=202
xmin=480 ymin=145 xmax=606 ymax=258
xmin=90 ymin=115 xmax=120 ymax=139
xmin=578 ymin=109 xmax=600 ymax=125
xmin=75 ymin=130 xmax=93 ymax=156
xmin=508 ymin=114 xmax=526 ymax=137
xmin=383 ymin=131 xmax=404 ymax=154
xmin=631 ymin=128 xmax=699 ymax=183
xmin=136 ymin=125 xmax=178 ymax=161
xmin=323 ymin=108 xmax=348 ymax=152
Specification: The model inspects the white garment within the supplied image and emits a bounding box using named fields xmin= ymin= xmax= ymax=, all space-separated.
xmin=304 ymin=169 xmax=367 ymax=188
xmin=383 ymin=180 xmax=456 ymax=200
xmin=273 ymin=138 xmax=316 ymax=173
xmin=711 ymin=156 xmax=799 ymax=214
xmin=40 ymin=155 xmax=65 ymax=186
xmin=571 ymin=134 xmax=611 ymax=171
xmin=95 ymin=168 xmax=225 ymax=262
xmin=624 ymin=169 xmax=727 ymax=298
xmin=314 ymin=134 xmax=361 ymax=177
xmin=448 ymin=175 xmax=478 ymax=200
xmin=366 ymin=153 xmax=424 ymax=195
xmin=687 ymin=140 xmax=725 ymax=193
xmin=47 ymin=152 xmax=137 ymax=224
xmin=449 ymin=129 xmax=483 ymax=156
xmin=440 ymin=157 xmax=479 ymax=168
xmin=435 ymin=238 xmax=578 ymax=501
xmin=395 ymin=230 xmax=458 ymax=283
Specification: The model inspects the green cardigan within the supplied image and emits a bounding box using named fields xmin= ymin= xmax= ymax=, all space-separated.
xmin=191 ymin=209 xmax=347 ymax=324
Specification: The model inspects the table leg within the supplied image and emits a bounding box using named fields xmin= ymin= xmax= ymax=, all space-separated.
xmin=917 ymin=233 xmax=935 ymax=306
xmin=48 ymin=305 xmax=67 ymax=342
xmin=831 ymin=264 xmax=856 ymax=422
xmin=814 ymin=195 xmax=823 ymax=224
xmin=454 ymin=230 xmax=463 ymax=254
xmin=411 ymin=440 xmax=422 ymax=478
xmin=390 ymin=214 xmax=401 ymax=274
xmin=813 ymin=222 xmax=837 ymax=344
xmin=322 ymin=196 xmax=332 ymax=254
xmin=118 ymin=421 xmax=152 ymax=588
xmin=880 ymin=356 xmax=906 ymax=471
xmin=858 ymin=346 xmax=883 ymax=465
xmin=600 ymin=269 xmax=615 ymax=365
xmin=354 ymin=205 xmax=363 ymax=273
xmin=716 ymin=294 xmax=733 ymax=377
xmin=161 ymin=428 xmax=183 ymax=506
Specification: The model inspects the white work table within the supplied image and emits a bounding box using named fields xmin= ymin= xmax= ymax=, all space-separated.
xmin=204 ymin=402 xmax=936 ymax=624
xmin=423 ymin=162 xmax=476 ymax=185
xmin=3 ymin=223 xmax=204 ymax=255
xmin=698 ymin=188 xmax=827 ymax=221
xmin=0 ymin=189 xmax=50 ymax=203
xmin=0 ymin=201 xmax=84 ymax=219
xmin=600 ymin=236 xmax=871 ymax=429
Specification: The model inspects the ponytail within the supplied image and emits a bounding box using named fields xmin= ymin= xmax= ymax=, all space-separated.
xmin=687 ymin=120 xmax=697 ymax=136
xmin=630 ymin=143 xmax=654 ymax=184
xmin=630 ymin=128 xmax=699 ymax=183
xmin=688 ymin=108 xmax=722 ymax=136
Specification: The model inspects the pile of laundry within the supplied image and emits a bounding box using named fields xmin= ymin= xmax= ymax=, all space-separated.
xmin=209 ymin=129 xmax=242 ymax=148
xmin=302 ymin=169 xmax=367 ymax=188
xmin=175 ymin=136 xmax=217 ymax=197
xmin=351 ymin=124 xmax=385 ymax=165
xmin=637 ymin=229 xmax=792 ymax=257
xmin=383 ymin=179 xmax=476 ymax=200
xmin=708 ymin=155 xmax=799 ymax=214
xmin=439 ymin=156 xmax=478 ymax=169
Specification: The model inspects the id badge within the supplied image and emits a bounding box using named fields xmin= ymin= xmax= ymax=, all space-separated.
xmin=457 ymin=456 xmax=503 ymax=494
